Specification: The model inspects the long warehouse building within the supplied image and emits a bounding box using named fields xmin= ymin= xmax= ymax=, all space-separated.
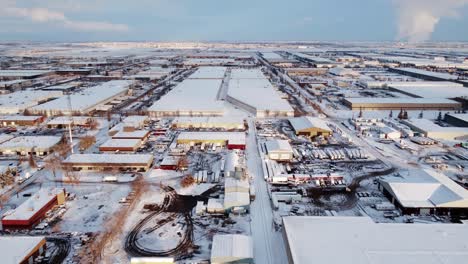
xmin=227 ymin=68 xmax=294 ymax=117
xmin=30 ymin=80 xmax=133 ymax=116
xmin=343 ymin=98 xmax=461 ymax=110
xmin=148 ymin=67 xmax=226 ymax=117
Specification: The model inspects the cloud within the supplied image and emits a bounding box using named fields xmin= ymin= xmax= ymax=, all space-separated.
xmin=392 ymin=0 xmax=468 ymax=42
xmin=0 ymin=0 xmax=129 ymax=32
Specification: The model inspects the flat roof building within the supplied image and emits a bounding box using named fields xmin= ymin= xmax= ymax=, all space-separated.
xmin=172 ymin=116 xmax=245 ymax=130
xmin=283 ymin=216 xmax=468 ymax=264
xmin=445 ymin=113 xmax=468 ymax=127
xmin=227 ymin=68 xmax=294 ymax=117
xmin=30 ymin=80 xmax=132 ymax=116
xmin=0 ymin=136 xmax=62 ymax=156
xmin=264 ymin=140 xmax=294 ymax=161
xmin=148 ymin=78 xmax=224 ymax=117
xmin=177 ymin=132 xmax=246 ymax=150
xmin=0 ymin=115 xmax=45 ymax=127
xmin=62 ymin=154 xmax=154 ymax=172
xmin=343 ymin=98 xmax=461 ymax=110
xmin=0 ymin=236 xmax=47 ymax=264
xmin=210 ymin=234 xmax=254 ymax=264
xmin=2 ymin=188 xmax=65 ymax=229
xmin=99 ymin=138 xmax=142 ymax=153
xmin=402 ymin=119 xmax=468 ymax=140
xmin=0 ymin=90 xmax=62 ymax=114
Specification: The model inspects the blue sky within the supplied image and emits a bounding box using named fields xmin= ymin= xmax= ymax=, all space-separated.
xmin=1 ymin=0 xmax=467 ymax=42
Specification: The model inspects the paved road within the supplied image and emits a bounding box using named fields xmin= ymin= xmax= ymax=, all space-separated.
xmin=246 ymin=119 xmax=287 ymax=264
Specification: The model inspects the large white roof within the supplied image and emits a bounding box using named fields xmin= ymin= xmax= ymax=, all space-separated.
xmin=402 ymin=119 xmax=468 ymax=140
xmin=388 ymin=82 xmax=468 ymax=99
xmin=31 ymin=80 xmax=132 ymax=114
xmin=148 ymin=78 xmax=224 ymax=114
xmin=3 ymin=188 xmax=64 ymax=221
xmin=227 ymin=68 xmax=294 ymax=113
xmin=100 ymin=138 xmax=141 ymax=149
xmin=0 ymin=70 xmax=52 ymax=78
xmin=379 ymin=169 xmax=468 ymax=208
xmin=265 ymin=140 xmax=293 ymax=153
xmin=0 ymin=136 xmax=61 ymax=150
xmin=345 ymin=97 xmax=460 ymax=105
xmin=0 ymin=236 xmax=45 ymax=263
xmin=283 ymin=216 xmax=468 ymax=264
xmin=395 ymin=68 xmax=459 ymax=80
xmin=187 ymin=67 xmax=226 ymax=79
xmin=0 ymin=90 xmax=62 ymax=114
xmin=211 ymin=234 xmax=253 ymax=263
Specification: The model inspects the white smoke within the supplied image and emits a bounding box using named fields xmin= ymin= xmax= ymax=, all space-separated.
xmin=393 ymin=0 xmax=468 ymax=42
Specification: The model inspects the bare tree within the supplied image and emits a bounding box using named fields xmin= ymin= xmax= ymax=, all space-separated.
xmin=181 ymin=174 xmax=195 ymax=188
xmin=88 ymin=118 xmax=99 ymax=130
xmin=79 ymin=135 xmax=96 ymax=151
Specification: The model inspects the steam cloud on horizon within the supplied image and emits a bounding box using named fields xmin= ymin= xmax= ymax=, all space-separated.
xmin=393 ymin=0 xmax=468 ymax=42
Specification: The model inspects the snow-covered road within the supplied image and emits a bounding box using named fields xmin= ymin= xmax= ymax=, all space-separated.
xmin=246 ymin=119 xmax=288 ymax=264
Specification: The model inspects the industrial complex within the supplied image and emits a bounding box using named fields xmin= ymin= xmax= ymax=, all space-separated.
xmin=0 ymin=41 xmax=467 ymax=264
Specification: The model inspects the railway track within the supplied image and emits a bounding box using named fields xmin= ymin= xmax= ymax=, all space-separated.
xmin=124 ymin=186 xmax=194 ymax=259
xmin=45 ymin=237 xmax=71 ymax=264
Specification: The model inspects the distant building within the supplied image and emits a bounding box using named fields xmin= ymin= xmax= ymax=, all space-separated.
xmin=176 ymin=132 xmax=246 ymax=150
xmin=99 ymin=139 xmax=142 ymax=153
xmin=0 ymin=136 xmax=62 ymax=156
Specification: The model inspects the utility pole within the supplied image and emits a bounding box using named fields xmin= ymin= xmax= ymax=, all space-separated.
xmin=67 ymin=93 xmax=74 ymax=154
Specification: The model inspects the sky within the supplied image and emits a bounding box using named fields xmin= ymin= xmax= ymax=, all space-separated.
xmin=0 ymin=0 xmax=468 ymax=42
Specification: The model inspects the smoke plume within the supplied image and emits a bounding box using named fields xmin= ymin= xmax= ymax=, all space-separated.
xmin=393 ymin=0 xmax=468 ymax=42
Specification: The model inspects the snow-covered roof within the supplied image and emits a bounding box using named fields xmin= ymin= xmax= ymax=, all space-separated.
xmin=3 ymin=188 xmax=64 ymax=221
xmin=147 ymin=78 xmax=224 ymax=115
xmin=0 ymin=136 xmax=61 ymax=151
xmin=265 ymin=140 xmax=293 ymax=153
xmin=211 ymin=234 xmax=253 ymax=263
xmin=379 ymin=169 xmax=468 ymax=208
xmin=224 ymin=192 xmax=250 ymax=209
xmin=227 ymin=69 xmax=294 ymax=113
xmin=345 ymin=97 xmax=460 ymax=105
xmin=185 ymin=59 xmax=235 ymax=66
xmin=402 ymin=119 xmax=468 ymax=140
xmin=0 ymin=70 xmax=52 ymax=78
xmin=0 ymin=90 xmax=62 ymax=114
xmin=261 ymin=52 xmax=283 ymax=60
xmin=225 ymin=177 xmax=249 ymax=191
xmin=122 ymin=115 xmax=148 ymax=127
xmin=388 ymin=82 xmax=468 ymax=99
xmin=99 ymin=139 xmax=141 ymax=149
xmin=112 ymin=130 xmax=150 ymax=139
xmin=289 ymin=116 xmax=331 ymax=132
xmin=31 ymin=80 xmax=132 ymax=114
xmin=329 ymin=67 xmax=360 ymax=77
xmin=63 ymin=154 xmax=153 ymax=165
xmin=0 ymin=236 xmax=45 ymax=263
xmin=283 ymin=216 xmax=468 ymax=264
xmin=47 ymin=116 xmax=90 ymax=126
xmin=187 ymin=67 xmax=226 ymax=79
xmin=0 ymin=115 xmax=42 ymax=121
xmin=172 ymin=116 xmax=244 ymax=128
xmin=177 ymin=132 xmax=246 ymax=145
xmin=395 ymin=67 xmax=460 ymax=80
